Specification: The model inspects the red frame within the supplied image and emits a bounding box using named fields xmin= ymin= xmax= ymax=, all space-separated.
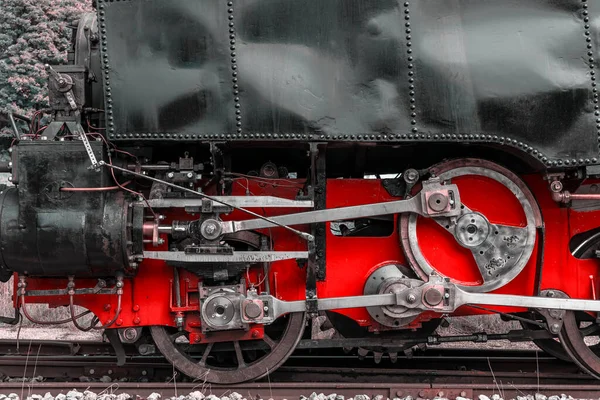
xmin=18 ymin=172 xmax=600 ymax=340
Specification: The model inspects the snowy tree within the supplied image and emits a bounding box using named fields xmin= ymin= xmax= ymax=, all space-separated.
xmin=0 ymin=0 xmax=92 ymax=116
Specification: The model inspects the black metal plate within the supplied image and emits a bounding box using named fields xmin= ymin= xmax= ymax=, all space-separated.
xmin=98 ymin=0 xmax=599 ymax=167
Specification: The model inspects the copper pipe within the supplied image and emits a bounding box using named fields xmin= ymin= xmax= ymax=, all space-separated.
xmin=60 ymin=180 xmax=132 ymax=192
xmin=551 ymin=190 xmax=600 ymax=203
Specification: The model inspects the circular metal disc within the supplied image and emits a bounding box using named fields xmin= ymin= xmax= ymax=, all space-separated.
xmin=400 ymin=159 xmax=538 ymax=293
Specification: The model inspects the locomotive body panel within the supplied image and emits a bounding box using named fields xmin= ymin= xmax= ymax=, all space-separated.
xmin=99 ymin=0 xmax=599 ymax=167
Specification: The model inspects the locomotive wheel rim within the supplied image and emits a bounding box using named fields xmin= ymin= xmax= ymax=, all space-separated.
xmin=518 ymin=320 xmax=571 ymax=362
xmin=150 ymin=312 xmax=305 ymax=384
xmin=559 ymin=311 xmax=600 ymax=378
xmin=400 ymin=159 xmax=538 ymax=293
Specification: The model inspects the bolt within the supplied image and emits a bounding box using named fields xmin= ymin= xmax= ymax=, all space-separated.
xmin=116 ymin=318 xmax=123 ymax=326
xmin=204 ymin=224 xmax=216 ymax=235
xmin=132 ymin=304 xmax=140 ymax=312
xmin=419 ymin=391 xmax=426 ymax=398
xmin=133 ymin=317 xmax=140 ymax=325
xmin=141 ymin=370 xmax=147 ymax=376
xmin=167 ymin=172 xmax=175 ymax=179
xmin=7 ymin=176 xmax=12 ymax=182
xmin=444 ymin=293 xmax=450 ymax=299
xmin=8 ymin=162 xmax=12 ymax=168
xmin=395 ymin=391 xmax=403 ymax=398
xmin=263 ymin=306 xmax=269 ymax=311
xmin=550 ymin=323 xmax=561 ymax=334
xmin=550 ymin=181 xmax=563 ymax=193
xmin=547 ymin=290 xmax=555 ymax=298
xmin=157 ymin=238 xmax=165 ymax=245
xmin=89 ymin=369 xmax=95 ymax=375
xmin=406 ymin=293 xmax=417 ymax=304
xmin=123 ymin=327 xmax=137 ymax=341
xmin=107 ymin=369 xmax=113 ymax=375
xmin=104 ymin=304 xmax=111 ymax=311
xmin=251 ymin=329 xmax=259 ymax=338
xmin=187 ymin=172 xmax=194 ymax=179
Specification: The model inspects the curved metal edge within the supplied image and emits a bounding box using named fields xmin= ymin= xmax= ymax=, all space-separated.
xmin=150 ymin=311 xmax=305 ymax=384
xmin=401 ymin=159 xmax=539 ymax=293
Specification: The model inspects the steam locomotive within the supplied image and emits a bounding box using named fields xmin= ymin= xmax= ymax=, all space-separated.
xmin=4 ymin=0 xmax=600 ymax=383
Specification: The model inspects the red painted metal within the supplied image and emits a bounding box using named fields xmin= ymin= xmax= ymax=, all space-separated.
xmin=18 ymin=170 xmax=600 ymax=339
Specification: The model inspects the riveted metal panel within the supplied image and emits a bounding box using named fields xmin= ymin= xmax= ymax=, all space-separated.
xmin=98 ymin=0 xmax=600 ymax=167
xmin=97 ymin=0 xmax=233 ymax=140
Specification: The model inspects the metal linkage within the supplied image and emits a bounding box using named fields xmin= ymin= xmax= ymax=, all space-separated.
xmin=220 ymin=178 xmax=461 ymax=234
xmin=143 ymin=251 xmax=308 ymax=263
xmin=240 ymin=276 xmax=600 ymax=325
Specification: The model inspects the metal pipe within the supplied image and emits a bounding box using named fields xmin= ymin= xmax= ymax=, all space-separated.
xmin=8 ymin=113 xmax=20 ymax=140
xmin=127 ymin=164 xmax=171 ymax=171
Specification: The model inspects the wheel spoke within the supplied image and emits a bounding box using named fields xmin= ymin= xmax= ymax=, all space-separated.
xmin=198 ymin=342 xmax=213 ymax=367
xmin=233 ymin=341 xmax=247 ymax=367
xmin=580 ymin=323 xmax=600 ymax=337
xmin=262 ymin=334 xmax=277 ymax=350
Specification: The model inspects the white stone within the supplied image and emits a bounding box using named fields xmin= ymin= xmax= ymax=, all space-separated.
xmin=188 ymin=392 xmax=205 ymax=400
xmin=56 ymin=394 xmax=67 ymax=400
xmin=491 ymin=395 xmax=501 ymax=400
xmin=115 ymin=394 xmax=131 ymax=400
xmin=83 ymin=391 xmax=96 ymax=400
xmin=355 ymin=395 xmax=370 ymax=400
xmin=478 ymin=396 xmax=490 ymax=400
xmin=147 ymin=394 xmax=161 ymax=400
xmin=43 ymin=394 xmax=53 ymax=400
xmin=67 ymin=391 xmax=84 ymax=400
xmin=456 ymin=397 xmax=471 ymax=400
xmin=374 ymin=396 xmax=385 ymax=400
xmin=535 ymin=394 xmax=547 ymax=400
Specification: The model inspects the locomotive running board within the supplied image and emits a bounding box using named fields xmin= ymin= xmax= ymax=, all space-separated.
xmin=245 ymin=277 xmax=600 ymax=325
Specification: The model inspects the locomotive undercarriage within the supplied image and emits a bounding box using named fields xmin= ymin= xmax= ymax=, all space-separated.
xmin=2 ymin=134 xmax=600 ymax=383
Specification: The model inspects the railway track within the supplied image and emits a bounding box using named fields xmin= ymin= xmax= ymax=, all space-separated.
xmin=0 ymin=340 xmax=598 ymax=398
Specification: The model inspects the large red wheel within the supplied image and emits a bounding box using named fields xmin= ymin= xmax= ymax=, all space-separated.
xmin=400 ymin=159 xmax=539 ymax=292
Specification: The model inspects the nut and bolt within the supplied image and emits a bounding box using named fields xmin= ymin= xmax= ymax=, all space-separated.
xmin=167 ymin=172 xmax=175 ymax=179
xmin=405 ymin=169 xmax=419 ymax=183
xmin=550 ymin=323 xmax=561 ymax=334
xmin=187 ymin=172 xmax=194 ymax=179
xmin=8 ymin=162 xmax=12 ymax=168
xmin=157 ymin=238 xmax=165 ymax=245
xmin=204 ymin=224 xmax=216 ymax=235
xmin=550 ymin=181 xmax=563 ymax=192
xmin=89 ymin=369 xmax=95 ymax=375
xmin=406 ymin=293 xmax=417 ymax=304
xmin=7 ymin=176 xmax=12 ymax=182
xmin=122 ymin=327 xmax=138 ymax=341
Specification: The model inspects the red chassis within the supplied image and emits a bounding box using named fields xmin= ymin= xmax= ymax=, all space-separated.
xmin=17 ymin=171 xmax=600 ymax=341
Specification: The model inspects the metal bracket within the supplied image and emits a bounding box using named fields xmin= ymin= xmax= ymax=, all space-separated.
xmin=537 ymin=289 xmax=567 ymax=334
